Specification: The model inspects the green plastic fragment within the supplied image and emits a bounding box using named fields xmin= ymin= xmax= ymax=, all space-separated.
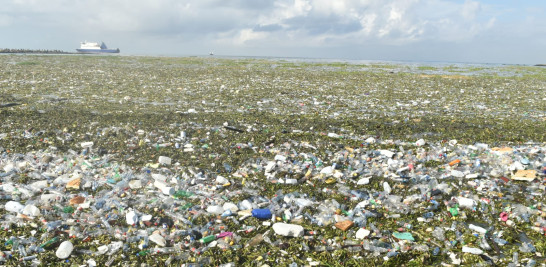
xmin=40 ymin=236 xmax=60 ymax=248
xmin=450 ymin=204 xmax=459 ymax=216
xmin=138 ymin=250 xmax=150 ymax=256
xmin=174 ymin=190 xmax=194 ymax=199
xmin=392 ymin=232 xmax=415 ymax=241
xmin=63 ymin=206 xmax=75 ymax=214
xmin=199 ymin=235 xmax=216 ymax=244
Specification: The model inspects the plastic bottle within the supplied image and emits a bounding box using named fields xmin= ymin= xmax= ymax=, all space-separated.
xmin=199 ymin=235 xmax=216 ymax=244
xmin=469 ymin=224 xmax=487 ymax=234
xmin=40 ymin=237 xmax=60 ymax=248
xmin=55 ymin=241 xmax=74 ymax=259
xmin=462 ymin=246 xmax=483 ymax=255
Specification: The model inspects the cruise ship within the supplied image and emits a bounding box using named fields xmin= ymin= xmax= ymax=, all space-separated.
xmin=76 ymin=41 xmax=120 ymax=53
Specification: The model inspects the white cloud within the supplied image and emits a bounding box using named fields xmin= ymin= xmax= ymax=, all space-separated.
xmin=462 ymin=0 xmax=481 ymax=20
xmin=233 ymin=29 xmax=269 ymax=45
xmin=0 ymin=15 xmax=12 ymax=27
xmin=360 ymin=14 xmax=377 ymax=35
xmin=0 ymin=0 xmax=496 ymax=44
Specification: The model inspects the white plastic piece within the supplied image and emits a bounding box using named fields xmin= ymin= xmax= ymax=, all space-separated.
xmin=272 ymin=223 xmax=304 ymax=237
xmin=158 ymin=156 xmax=172 ymax=165
xmin=357 ymin=178 xmax=370 ymax=185
xmin=30 ymin=180 xmax=49 ymax=191
xmin=451 ymin=170 xmax=465 ymax=178
xmin=3 ymin=163 xmax=15 ymax=173
xmin=285 ymin=178 xmax=298 ymax=184
xmin=462 ymin=246 xmax=483 ymax=255
xmin=383 ymin=182 xmax=392 ymax=194
xmin=294 ymin=198 xmax=314 ymax=207
xmin=56 ymin=241 xmax=74 ymax=259
xmin=239 ymin=200 xmax=253 ymax=210
xmin=265 ymin=161 xmax=276 ymax=172
xmin=449 ymin=252 xmax=461 ymax=265
xmin=320 ymin=166 xmax=334 ymax=175
xmin=216 ymin=175 xmax=229 ymax=184
xmin=207 ymin=205 xmax=224 ymax=215
xmin=97 ymin=245 xmax=109 ymax=255
xmin=457 ymin=197 xmax=476 ymax=209
xmin=126 ymin=210 xmax=138 ymax=225
xmin=469 ymin=224 xmax=487 ymax=234
xmin=356 ymin=228 xmax=371 ymax=239
xmin=379 ymin=150 xmax=395 ymax=158
xmin=128 ymin=180 xmax=142 ymax=189
xmin=4 ymin=201 xmax=24 ymax=213
xmin=22 ymin=204 xmax=41 ymax=217
xmin=80 ymin=141 xmax=94 ymax=148
xmin=154 ymin=180 xmax=174 ymax=195
xmin=223 ymin=202 xmax=239 ymax=212
xmin=149 ymin=233 xmax=166 ymax=247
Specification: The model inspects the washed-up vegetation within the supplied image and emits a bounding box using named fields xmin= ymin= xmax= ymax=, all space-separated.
xmin=0 ymin=55 xmax=544 ymax=266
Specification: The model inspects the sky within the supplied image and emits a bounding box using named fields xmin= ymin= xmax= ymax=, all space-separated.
xmin=1 ymin=0 xmax=546 ymax=64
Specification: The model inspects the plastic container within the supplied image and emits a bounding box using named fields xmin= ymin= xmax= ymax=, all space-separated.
xmin=251 ymin=209 xmax=272 ymax=219
xmin=55 ymin=241 xmax=73 ymax=259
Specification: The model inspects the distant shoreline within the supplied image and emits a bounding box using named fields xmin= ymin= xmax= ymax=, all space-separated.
xmin=2 ymin=49 xmax=545 ymax=66
xmin=0 ymin=48 xmax=74 ymax=54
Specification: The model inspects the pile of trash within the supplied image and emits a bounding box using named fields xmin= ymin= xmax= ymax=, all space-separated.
xmin=0 ymin=135 xmax=544 ymax=266
xmin=1 ymin=55 xmax=545 ymax=265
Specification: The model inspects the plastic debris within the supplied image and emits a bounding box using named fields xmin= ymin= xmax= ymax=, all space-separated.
xmin=335 ymin=220 xmax=354 ymax=231
xmin=512 ymin=170 xmax=537 ymax=181
xmin=462 ymin=246 xmax=483 ymax=255
xmin=55 ymin=241 xmax=74 ymax=259
xmin=273 ymin=223 xmax=304 ymax=237
xmin=252 ymin=209 xmax=272 ymax=219
xmin=0 ymin=55 xmax=544 ymax=266
xmin=392 ymin=232 xmax=415 ymax=241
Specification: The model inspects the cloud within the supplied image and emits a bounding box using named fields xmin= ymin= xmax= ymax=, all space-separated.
xmin=208 ymin=0 xmax=496 ymax=48
xmin=0 ymin=0 xmax=497 ymax=44
xmin=0 ymin=14 xmax=12 ymax=27
xmin=461 ymin=0 xmax=481 ymax=20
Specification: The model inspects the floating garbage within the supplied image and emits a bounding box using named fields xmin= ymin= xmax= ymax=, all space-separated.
xmin=0 ymin=55 xmax=544 ymax=266
xmin=55 ymin=241 xmax=74 ymax=259
xmin=273 ymin=223 xmax=305 ymax=237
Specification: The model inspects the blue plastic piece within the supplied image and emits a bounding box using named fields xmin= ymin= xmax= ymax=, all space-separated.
xmin=251 ymin=209 xmax=272 ymax=219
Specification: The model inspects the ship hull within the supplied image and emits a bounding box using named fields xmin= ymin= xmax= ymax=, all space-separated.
xmin=76 ymin=48 xmax=120 ymax=53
